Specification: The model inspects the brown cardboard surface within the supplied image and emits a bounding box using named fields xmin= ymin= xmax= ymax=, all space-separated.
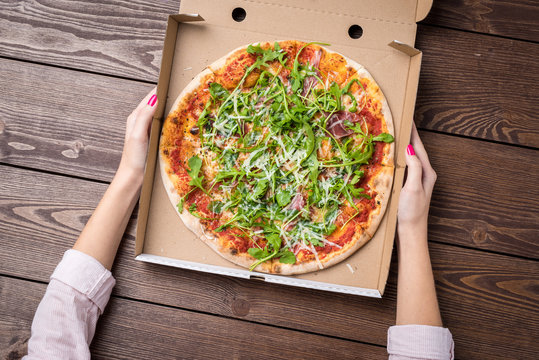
xmin=136 ymin=0 xmax=432 ymax=296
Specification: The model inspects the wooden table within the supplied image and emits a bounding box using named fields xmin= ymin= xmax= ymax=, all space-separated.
xmin=1 ymin=1 xmax=538 ymax=359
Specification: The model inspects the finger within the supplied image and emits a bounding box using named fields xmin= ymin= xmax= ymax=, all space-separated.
xmin=133 ymin=87 xmax=157 ymax=115
xmin=410 ymin=123 xmax=428 ymax=163
xmin=126 ymin=88 xmax=157 ymax=140
xmin=403 ymin=144 xmax=423 ymax=191
xmin=131 ymin=94 xmax=158 ymax=140
xmin=410 ymin=123 xmax=436 ymax=191
xmin=410 ymin=123 xmax=431 ymax=172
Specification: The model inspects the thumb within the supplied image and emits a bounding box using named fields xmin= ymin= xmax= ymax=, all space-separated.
xmin=403 ymin=144 xmax=423 ymax=190
xmin=132 ymin=94 xmax=158 ymax=139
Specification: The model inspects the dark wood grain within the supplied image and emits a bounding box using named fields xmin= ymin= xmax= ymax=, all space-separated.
xmin=0 ymin=276 xmax=386 ymax=360
xmin=0 ymin=0 xmax=175 ymax=81
xmin=416 ymin=25 xmax=539 ymax=148
xmin=422 ymin=131 xmax=539 ymax=258
xmin=424 ymin=0 xmax=539 ymax=42
xmin=0 ymin=57 xmax=153 ymax=182
xmin=1 ymin=165 xmax=538 ymax=359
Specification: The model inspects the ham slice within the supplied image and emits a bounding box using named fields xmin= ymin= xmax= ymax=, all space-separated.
xmin=284 ymin=192 xmax=305 ymax=230
xmin=325 ymin=111 xmax=361 ymax=139
xmin=289 ymin=192 xmax=305 ymax=211
xmin=301 ymin=50 xmax=322 ymax=97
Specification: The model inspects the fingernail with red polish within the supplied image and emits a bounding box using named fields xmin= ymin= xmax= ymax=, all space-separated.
xmin=407 ymin=144 xmax=415 ymax=156
xmin=148 ymin=94 xmax=157 ymax=107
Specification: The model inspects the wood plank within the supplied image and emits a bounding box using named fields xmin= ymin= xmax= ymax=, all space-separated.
xmin=1 ymin=166 xmax=538 ymax=359
xmin=422 ymin=131 xmax=539 ymax=259
xmin=0 ymin=276 xmax=386 ymax=359
xmin=423 ymin=0 xmax=539 ymax=42
xmin=416 ymin=25 xmax=539 ymax=148
xmin=0 ymin=57 xmax=153 ymax=182
xmin=0 ymin=0 xmax=175 ymax=82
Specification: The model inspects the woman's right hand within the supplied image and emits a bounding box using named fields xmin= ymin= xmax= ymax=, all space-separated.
xmin=397 ymin=122 xmax=437 ymax=237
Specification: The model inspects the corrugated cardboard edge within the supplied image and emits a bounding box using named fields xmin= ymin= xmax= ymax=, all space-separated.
xmin=136 ymin=254 xmax=382 ymax=297
xmin=376 ymin=41 xmax=423 ymax=294
xmin=136 ymin=14 xmax=204 ymax=256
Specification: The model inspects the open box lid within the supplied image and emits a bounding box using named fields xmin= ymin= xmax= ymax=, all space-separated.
xmin=136 ymin=0 xmax=432 ymax=297
xmin=178 ymin=0 xmax=432 ymax=43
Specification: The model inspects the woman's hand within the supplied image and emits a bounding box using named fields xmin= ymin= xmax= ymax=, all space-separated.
xmin=117 ymin=88 xmax=158 ymax=183
xmin=397 ymin=122 xmax=437 ymax=236
xmin=73 ymin=89 xmax=158 ymax=269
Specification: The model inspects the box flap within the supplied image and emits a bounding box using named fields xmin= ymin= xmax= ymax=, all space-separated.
xmin=416 ymin=0 xmax=433 ymax=22
xmin=180 ymin=0 xmax=433 ymax=26
xmin=178 ymin=0 xmax=428 ymax=50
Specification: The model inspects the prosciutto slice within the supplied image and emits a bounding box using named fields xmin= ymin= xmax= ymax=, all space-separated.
xmin=325 ymin=111 xmax=361 ymax=139
xmin=301 ymin=50 xmax=322 ymax=97
xmin=288 ymin=192 xmax=305 ymax=211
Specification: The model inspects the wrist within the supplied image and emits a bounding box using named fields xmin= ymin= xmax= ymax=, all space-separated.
xmin=115 ymin=163 xmax=144 ymax=187
xmin=111 ymin=165 xmax=144 ymax=202
xmin=397 ymin=221 xmax=428 ymax=248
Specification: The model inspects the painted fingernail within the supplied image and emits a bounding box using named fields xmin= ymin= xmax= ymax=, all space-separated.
xmin=407 ymin=144 xmax=415 ymax=156
xmin=148 ymin=94 xmax=157 ymax=107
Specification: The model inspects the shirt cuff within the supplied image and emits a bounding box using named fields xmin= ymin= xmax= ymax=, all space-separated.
xmin=388 ymin=325 xmax=454 ymax=360
xmin=51 ymin=249 xmax=116 ymax=313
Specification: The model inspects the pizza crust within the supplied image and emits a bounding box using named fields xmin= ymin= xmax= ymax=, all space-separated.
xmin=275 ymin=231 xmax=372 ymax=275
xmin=159 ymin=40 xmax=395 ymax=275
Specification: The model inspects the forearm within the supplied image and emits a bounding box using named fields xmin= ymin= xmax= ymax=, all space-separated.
xmin=73 ymin=166 xmax=142 ymax=270
xmin=396 ymin=224 xmax=442 ymax=326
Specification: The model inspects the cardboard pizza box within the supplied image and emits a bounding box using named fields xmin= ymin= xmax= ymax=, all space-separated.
xmin=136 ymin=0 xmax=432 ymax=297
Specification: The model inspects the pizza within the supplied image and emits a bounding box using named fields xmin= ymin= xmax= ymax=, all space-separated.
xmin=159 ymin=40 xmax=394 ymax=274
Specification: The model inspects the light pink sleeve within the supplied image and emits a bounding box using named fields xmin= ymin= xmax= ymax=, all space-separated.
xmin=387 ymin=325 xmax=454 ymax=360
xmin=23 ymin=249 xmax=116 ymax=360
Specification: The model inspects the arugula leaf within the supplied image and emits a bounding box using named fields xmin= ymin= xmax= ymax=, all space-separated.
xmin=301 ymin=122 xmax=315 ymax=165
xmin=197 ymin=102 xmax=211 ymax=128
xmin=252 ymin=179 xmax=269 ymax=199
xmin=349 ymin=143 xmax=374 ymax=164
xmin=246 ymin=43 xmax=285 ymax=68
xmin=328 ymin=82 xmax=342 ymax=111
xmin=350 ymin=169 xmax=364 ymax=185
xmin=244 ymin=130 xmax=261 ymax=146
xmin=187 ymin=156 xmax=208 ymax=194
xmin=222 ymin=150 xmax=238 ymax=170
xmin=266 ymin=233 xmax=282 ymax=252
xmin=323 ymin=223 xmax=337 ymax=236
xmin=209 ymin=201 xmax=224 ymax=214
xmin=176 ymin=200 xmax=185 ymax=213
xmin=248 ymin=247 xmax=270 ymax=260
xmin=209 ymin=82 xmax=229 ymax=101
xmin=343 ymin=78 xmax=365 ymax=93
xmin=309 ymin=236 xmax=324 ymax=247
xmin=275 ymin=188 xmax=292 ymax=207
xmin=372 ymin=133 xmax=395 ymax=143
xmin=277 ymin=250 xmax=296 ymax=264
xmin=348 ymin=186 xmax=366 ymax=198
